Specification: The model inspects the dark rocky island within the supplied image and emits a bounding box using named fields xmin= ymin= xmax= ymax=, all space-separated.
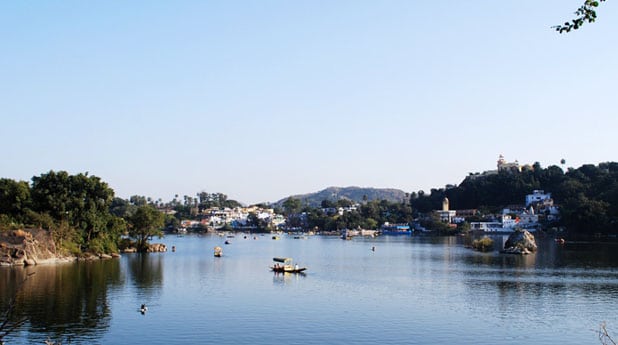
xmin=502 ymin=229 xmax=538 ymax=255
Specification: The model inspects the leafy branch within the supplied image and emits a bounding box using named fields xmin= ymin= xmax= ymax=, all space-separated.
xmin=553 ymin=0 xmax=606 ymax=33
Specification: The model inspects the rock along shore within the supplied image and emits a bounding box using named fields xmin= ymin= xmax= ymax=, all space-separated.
xmin=0 ymin=229 xmax=121 ymax=266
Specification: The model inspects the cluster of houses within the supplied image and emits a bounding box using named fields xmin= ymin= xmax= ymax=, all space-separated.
xmin=435 ymin=190 xmax=559 ymax=232
xmin=169 ymin=155 xmax=561 ymax=234
xmin=171 ymin=188 xmax=560 ymax=234
xmin=175 ymin=206 xmax=286 ymax=231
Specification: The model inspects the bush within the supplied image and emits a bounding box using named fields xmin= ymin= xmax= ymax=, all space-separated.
xmin=88 ymin=233 xmax=119 ymax=254
xmin=118 ymin=238 xmax=135 ymax=250
xmin=0 ymin=214 xmax=21 ymax=231
xmin=61 ymin=241 xmax=82 ymax=256
xmin=472 ymin=237 xmax=494 ymax=252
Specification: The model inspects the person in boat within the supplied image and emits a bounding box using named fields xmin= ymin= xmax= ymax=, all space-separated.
xmin=295 ymin=264 xmax=299 ymax=270
xmin=140 ymin=304 xmax=147 ymax=314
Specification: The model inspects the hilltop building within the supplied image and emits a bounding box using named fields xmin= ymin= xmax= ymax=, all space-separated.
xmin=497 ymin=154 xmax=522 ymax=173
xmin=469 ymin=155 xmax=531 ymax=179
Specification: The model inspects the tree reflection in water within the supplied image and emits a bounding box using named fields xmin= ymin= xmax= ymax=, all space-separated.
xmin=126 ymin=253 xmax=164 ymax=304
xmin=126 ymin=253 xmax=164 ymax=289
xmin=0 ymin=260 xmax=122 ymax=343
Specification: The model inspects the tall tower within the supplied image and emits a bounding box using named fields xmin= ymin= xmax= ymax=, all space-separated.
xmin=497 ymin=154 xmax=506 ymax=169
xmin=442 ymin=197 xmax=449 ymax=211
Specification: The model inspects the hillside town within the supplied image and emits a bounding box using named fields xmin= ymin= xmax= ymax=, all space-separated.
xmin=167 ymin=156 xmax=564 ymax=236
xmin=169 ymin=188 xmax=560 ymax=235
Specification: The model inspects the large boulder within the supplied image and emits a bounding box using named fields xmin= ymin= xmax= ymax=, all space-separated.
xmin=502 ymin=229 xmax=537 ymax=255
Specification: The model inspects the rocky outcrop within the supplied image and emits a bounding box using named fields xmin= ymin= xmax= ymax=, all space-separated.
xmin=76 ymin=252 xmax=118 ymax=261
xmin=121 ymin=243 xmax=167 ymax=253
xmin=0 ymin=229 xmax=72 ymax=266
xmin=502 ymin=229 xmax=537 ymax=255
xmin=147 ymin=243 xmax=167 ymax=252
xmin=1 ymin=229 xmax=123 ymax=265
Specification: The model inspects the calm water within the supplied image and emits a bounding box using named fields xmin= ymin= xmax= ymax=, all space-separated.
xmin=2 ymin=234 xmax=618 ymax=345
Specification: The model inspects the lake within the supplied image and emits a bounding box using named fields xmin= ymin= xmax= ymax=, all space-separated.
xmin=2 ymin=233 xmax=618 ymax=345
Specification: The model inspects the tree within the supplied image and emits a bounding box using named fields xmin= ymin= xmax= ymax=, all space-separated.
xmin=282 ymin=197 xmax=302 ymax=216
xmin=30 ymin=171 xmax=116 ymax=249
xmin=127 ymin=205 xmax=164 ymax=251
xmin=0 ymin=178 xmax=30 ymax=224
xmin=129 ymin=195 xmax=148 ymax=206
xmin=560 ymin=193 xmax=610 ymax=236
xmin=109 ymin=197 xmax=137 ymax=218
xmin=246 ymin=212 xmax=271 ymax=232
xmin=336 ymin=199 xmax=354 ymax=208
xmin=321 ymin=199 xmax=336 ymax=209
xmin=554 ymin=0 xmax=606 ymax=33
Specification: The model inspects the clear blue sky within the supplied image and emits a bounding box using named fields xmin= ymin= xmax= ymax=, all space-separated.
xmin=2 ymin=1 xmax=617 ymax=205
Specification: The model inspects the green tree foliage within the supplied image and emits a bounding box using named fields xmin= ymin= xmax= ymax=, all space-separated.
xmin=411 ymin=162 xmax=618 ymax=237
xmin=30 ymin=171 xmax=118 ymax=248
xmin=411 ymin=164 xmax=566 ymax=213
xmin=471 ymin=237 xmax=494 ymax=252
xmin=336 ymin=199 xmax=354 ymax=208
xmin=0 ymin=179 xmax=30 ymax=226
xmin=282 ymin=197 xmax=303 ymax=216
xmin=127 ymin=205 xmax=164 ymax=251
xmin=320 ymin=199 xmax=336 ymax=209
xmin=0 ymin=171 xmax=127 ymax=253
xmin=109 ymin=197 xmax=137 ymax=218
xmin=246 ymin=212 xmax=271 ymax=232
xmin=554 ymin=0 xmax=606 ymax=33
xmin=129 ymin=195 xmax=148 ymax=207
xmin=196 ymin=192 xmax=241 ymax=211
xmin=302 ymin=199 xmax=413 ymax=231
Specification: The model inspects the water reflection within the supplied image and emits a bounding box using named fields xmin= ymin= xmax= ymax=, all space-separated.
xmin=458 ymin=236 xmax=618 ymax=332
xmin=272 ymin=271 xmax=306 ymax=286
xmin=126 ymin=253 xmax=164 ymax=290
xmin=3 ymin=234 xmax=618 ymax=345
xmin=0 ymin=260 xmax=122 ymax=343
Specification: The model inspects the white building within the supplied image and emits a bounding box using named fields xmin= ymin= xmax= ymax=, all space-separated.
xmin=526 ymin=190 xmax=552 ymax=207
xmin=435 ymin=197 xmax=456 ymax=223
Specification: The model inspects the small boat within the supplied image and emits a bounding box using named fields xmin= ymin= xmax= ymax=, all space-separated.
xmin=272 ymin=236 xmax=280 ymax=240
xmin=224 ymin=240 xmax=231 ymax=245
xmin=270 ymin=257 xmax=307 ymax=273
xmin=214 ymin=246 xmax=223 ymax=257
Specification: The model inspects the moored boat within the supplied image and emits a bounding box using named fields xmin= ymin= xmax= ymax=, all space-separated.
xmin=270 ymin=257 xmax=306 ymax=273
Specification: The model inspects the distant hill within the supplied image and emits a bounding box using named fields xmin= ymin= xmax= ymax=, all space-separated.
xmin=275 ymin=186 xmax=408 ymax=207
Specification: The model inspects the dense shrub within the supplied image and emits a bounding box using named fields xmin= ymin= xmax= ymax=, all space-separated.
xmin=471 ymin=237 xmax=494 ymax=252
